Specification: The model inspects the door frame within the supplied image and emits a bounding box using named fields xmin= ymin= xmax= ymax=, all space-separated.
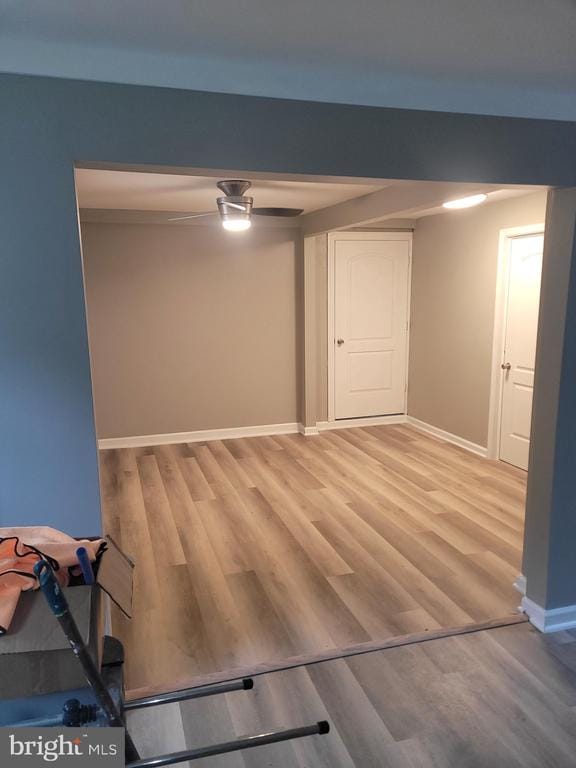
xmin=487 ymin=223 xmax=545 ymax=460
xmin=327 ymin=231 xmax=413 ymax=423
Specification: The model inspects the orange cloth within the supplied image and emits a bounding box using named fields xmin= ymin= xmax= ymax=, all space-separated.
xmin=0 ymin=526 xmax=105 ymax=634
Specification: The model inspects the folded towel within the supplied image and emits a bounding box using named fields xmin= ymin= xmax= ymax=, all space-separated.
xmin=0 ymin=526 xmax=105 ymax=635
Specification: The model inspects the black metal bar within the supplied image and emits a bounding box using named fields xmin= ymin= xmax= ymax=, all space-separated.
xmin=124 ymin=678 xmax=254 ymax=712
xmin=33 ymin=560 xmax=141 ymax=763
xmin=33 ymin=561 xmax=124 ymax=728
xmin=126 ymin=721 xmax=330 ymax=768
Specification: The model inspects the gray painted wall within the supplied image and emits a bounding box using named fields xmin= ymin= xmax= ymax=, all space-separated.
xmin=1 ymin=74 xmax=576 ymax=598
xmin=548 ymin=201 xmax=576 ymax=608
xmin=0 ymin=156 xmax=99 ymax=535
xmin=522 ymin=188 xmax=576 ymax=609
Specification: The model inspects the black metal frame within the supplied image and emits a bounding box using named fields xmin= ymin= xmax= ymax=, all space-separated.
xmin=123 ymin=678 xmax=254 ymax=712
xmin=32 ymin=559 xmax=330 ymax=765
xmin=126 ymin=721 xmax=330 ymax=768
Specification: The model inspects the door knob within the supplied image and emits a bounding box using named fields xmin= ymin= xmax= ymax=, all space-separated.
xmin=501 ymin=362 xmax=511 ymax=370
xmin=337 ymin=338 xmax=345 ymax=346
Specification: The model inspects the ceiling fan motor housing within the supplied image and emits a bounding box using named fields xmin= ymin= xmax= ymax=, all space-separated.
xmin=216 ymin=180 xmax=252 ymax=197
xmin=216 ymin=180 xmax=253 ymax=227
xmin=216 ymin=195 xmax=253 ymax=214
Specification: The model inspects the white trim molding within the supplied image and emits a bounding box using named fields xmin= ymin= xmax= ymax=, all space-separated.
xmin=98 ymin=422 xmax=300 ymax=449
xmin=317 ymin=415 xmax=407 ymax=432
xmin=99 ymin=417 xmax=413 ymax=449
xmin=513 ymin=574 xmax=527 ymax=595
xmin=521 ymin=596 xmax=576 ymax=633
xmin=99 ymin=414 xmax=490 ymax=450
xmin=407 ymin=416 xmax=488 ymax=458
xmin=299 ymin=424 xmax=320 ymax=436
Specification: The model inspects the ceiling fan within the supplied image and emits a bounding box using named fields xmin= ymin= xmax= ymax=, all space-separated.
xmin=168 ymin=180 xmax=304 ymax=231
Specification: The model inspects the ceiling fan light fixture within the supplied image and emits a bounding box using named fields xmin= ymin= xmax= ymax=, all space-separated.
xmin=218 ymin=194 xmax=253 ymax=232
xmin=167 ymin=179 xmax=303 ymax=225
xmin=222 ymin=217 xmax=252 ymax=232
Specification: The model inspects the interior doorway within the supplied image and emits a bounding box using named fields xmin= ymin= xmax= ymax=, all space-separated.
xmin=75 ymin=166 xmax=548 ymax=696
xmin=488 ymin=225 xmax=545 ymax=469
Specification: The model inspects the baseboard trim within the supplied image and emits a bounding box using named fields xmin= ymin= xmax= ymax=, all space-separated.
xmin=513 ymin=574 xmax=527 ymax=596
xmin=316 ymin=414 xmax=407 ymax=432
xmin=98 ymin=415 xmax=490 ymax=451
xmin=521 ymin=596 xmax=576 ymax=633
xmin=299 ymin=424 xmax=320 ymax=436
xmin=98 ymin=422 xmax=300 ymax=449
xmin=406 ymin=416 xmax=488 ymax=458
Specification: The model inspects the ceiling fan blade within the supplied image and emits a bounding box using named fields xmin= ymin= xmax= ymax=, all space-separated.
xmin=168 ymin=212 xmax=216 ymax=221
xmin=252 ymin=207 xmax=304 ymax=217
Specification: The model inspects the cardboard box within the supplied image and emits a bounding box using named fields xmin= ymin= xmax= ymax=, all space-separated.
xmin=0 ymin=536 xmax=133 ymax=699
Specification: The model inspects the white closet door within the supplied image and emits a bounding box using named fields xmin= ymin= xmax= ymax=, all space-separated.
xmin=334 ymin=238 xmax=410 ymax=419
xmin=499 ymin=233 xmax=543 ymax=470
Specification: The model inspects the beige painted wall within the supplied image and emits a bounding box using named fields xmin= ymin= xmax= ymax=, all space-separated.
xmin=408 ymin=191 xmax=547 ymax=446
xmin=81 ymin=223 xmax=300 ymax=438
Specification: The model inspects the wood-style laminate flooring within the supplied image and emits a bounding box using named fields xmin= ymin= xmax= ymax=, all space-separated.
xmin=99 ymin=425 xmax=526 ymax=696
xmin=127 ymin=622 xmax=576 ymax=768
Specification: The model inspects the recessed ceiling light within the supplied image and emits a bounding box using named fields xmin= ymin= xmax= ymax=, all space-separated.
xmin=442 ymin=193 xmax=488 ymax=210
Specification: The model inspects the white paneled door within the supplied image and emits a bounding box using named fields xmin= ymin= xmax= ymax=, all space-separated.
xmin=334 ymin=235 xmax=410 ymax=419
xmin=499 ymin=233 xmax=544 ymax=470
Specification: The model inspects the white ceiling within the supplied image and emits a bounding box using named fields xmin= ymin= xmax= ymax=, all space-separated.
xmin=75 ymin=170 xmax=387 ymax=214
xmin=1 ymin=1 xmax=576 ymax=120
xmin=75 ymin=169 xmax=540 ymax=225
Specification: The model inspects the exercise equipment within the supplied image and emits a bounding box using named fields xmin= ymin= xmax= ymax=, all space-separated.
xmin=21 ymin=560 xmax=329 ymax=766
